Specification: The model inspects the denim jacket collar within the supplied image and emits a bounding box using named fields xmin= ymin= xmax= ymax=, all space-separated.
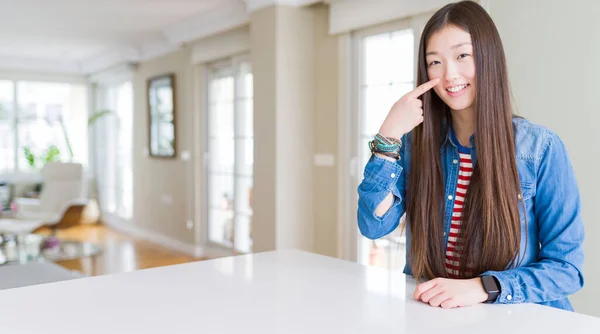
xmin=442 ymin=124 xmax=476 ymax=150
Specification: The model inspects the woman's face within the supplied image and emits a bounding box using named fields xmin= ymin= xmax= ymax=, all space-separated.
xmin=425 ymin=26 xmax=476 ymax=113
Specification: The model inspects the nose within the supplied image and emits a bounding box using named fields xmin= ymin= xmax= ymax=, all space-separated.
xmin=444 ymin=61 xmax=460 ymax=82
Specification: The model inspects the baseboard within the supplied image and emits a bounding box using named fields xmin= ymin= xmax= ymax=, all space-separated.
xmin=102 ymin=217 xmax=204 ymax=258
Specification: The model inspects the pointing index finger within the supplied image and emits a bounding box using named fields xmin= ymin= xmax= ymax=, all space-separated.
xmin=408 ymin=78 xmax=439 ymax=99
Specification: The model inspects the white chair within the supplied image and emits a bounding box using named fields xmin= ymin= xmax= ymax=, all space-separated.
xmin=0 ymin=162 xmax=88 ymax=235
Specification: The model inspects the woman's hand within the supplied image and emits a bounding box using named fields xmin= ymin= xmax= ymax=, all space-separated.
xmin=378 ymin=78 xmax=439 ymax=140
xmin=413 ymin=277 xmax=488 ymax=309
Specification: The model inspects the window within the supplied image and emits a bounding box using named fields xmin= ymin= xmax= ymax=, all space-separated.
xmin=0 ymin=81 xmax=88 ymax=175
xmin=94 ymin=82 xmax=133 ymax=220
xmin=206 ymin=55 xmax=253 ymax=253
xmin=0 ymin=81 xmax=15 ymax=175
xmin=355 ymin=25 xmax=416 ymax=271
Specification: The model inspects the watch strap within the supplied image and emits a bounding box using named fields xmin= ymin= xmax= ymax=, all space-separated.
xmin=481 ymin=275 xmax=501 ymax=303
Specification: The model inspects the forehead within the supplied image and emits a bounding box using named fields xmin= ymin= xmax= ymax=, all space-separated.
xmin=426 ymin=26 xmax=472 ymax=53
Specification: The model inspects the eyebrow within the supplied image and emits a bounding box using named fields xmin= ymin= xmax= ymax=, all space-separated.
xmin=426 ymin=42 xmax=472 ymax=56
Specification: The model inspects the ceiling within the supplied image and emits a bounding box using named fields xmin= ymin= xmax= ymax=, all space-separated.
xmin=0 ymin=0 xmax=328 ymax=75
xmin=0 ymin=0 xmax=247 ymax=75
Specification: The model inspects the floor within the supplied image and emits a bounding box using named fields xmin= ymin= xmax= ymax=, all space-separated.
xmin=35 ymin=224 xmax=204 ymax=277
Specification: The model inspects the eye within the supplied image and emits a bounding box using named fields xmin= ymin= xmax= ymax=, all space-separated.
xmin=428 ymin=60 xmax=441 ymax=67
xmin=458 ymin=53 xmax=470 ymax=59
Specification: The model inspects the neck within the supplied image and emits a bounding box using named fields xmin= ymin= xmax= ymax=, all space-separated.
xmin=451 ymin=107 xmax=476 ymax=147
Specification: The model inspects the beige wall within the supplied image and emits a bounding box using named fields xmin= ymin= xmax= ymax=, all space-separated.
xmin=133 ymin=49 xmax=195 ymax=245
xmin=251 ymin=5 xmax=316 ymax=252
xmin=250 ymin=6 xmax=278 ymax=252
xmin=128 ymin=4 xmax=340 ymax=256
xmin=312 ymin=4 xmax=339 ymax=257
xmin=274 ymin=5 xmax=315 ymax=251
xmin=131 ymin=27 xmax=252 ymax=250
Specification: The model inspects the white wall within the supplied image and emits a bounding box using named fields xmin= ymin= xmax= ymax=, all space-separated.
xmin=490 ymin=0 xmax=600 ymax=317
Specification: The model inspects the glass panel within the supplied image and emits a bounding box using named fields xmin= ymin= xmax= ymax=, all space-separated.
xmin=0 ymin=80 xmax=13 ymax=121
xmin=17 ymin=103 xmax=38 ymax=122
xmin=209 ymin=76 xmax=234 ymax=104
xmin=208 ymin=173 xmax=235 ymax=211
xmin=118 ymin=190 xmax=133 ymax=219
xmin=234 ymin=214 xmax=252 ymax=253
xmin=363 ymin=33 xmax=394 ymax=86
xmin=243 ymin=73 xmax=253 ymax=99
xmin=363 ymin=29 xmax=414 ymax=86
xmin=15 ymin=81 xmax=87 ymax=170
xmin=116 ymin=82 xmax=134 ymax=219
xmin=388 ymin=30 xmax=415 ymax=84
xmin=0 ymin=80 xmax=14 ymax=174
xmin=362 ymin=83 xmax=413 ymax=136
xmin=0 ymin=81 xmax=88 ymax=173
xmin=208 ymin=138 xmax=234 ymax=174
xmin=94 ymin=81 xmax=132 ymax=219
xmin=365 ymin=238 xmax=406 ymax=271
xmin=235 ymin=98 xmax=253 ymax=137
xmin=235 ymin=176 xmax=253 ymax=215
xmin=17 ymin=122 xmax=64 ymax=171
xmin=98 ymin=117 xmax=117 ymax=214
xmin=208 ymin=209 xmax=234 ymax=246
xmin=0 ymin=122 xmax=14 ymax=174
xmin=235 ymin=138 xmax=253 ymax=177
xmin=362 ymin=85 xmax=391 ymax=136
xmin=45 ymin=104 xmax=63 ymax=123
xmin=209 ymin=101 xmax=234 ymax=138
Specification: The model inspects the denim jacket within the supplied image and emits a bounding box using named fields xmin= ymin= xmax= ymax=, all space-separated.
xmin=357 ymin=117 xmax=585 ymax=311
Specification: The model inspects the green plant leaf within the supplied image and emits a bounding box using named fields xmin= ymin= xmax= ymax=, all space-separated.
xmin=42 ymin=145 xmax=61 ymax=164
xmin=23 ymin=147 xmax=36 ymax=168
xmin=88 ymin=109 xmax=113 ymax=127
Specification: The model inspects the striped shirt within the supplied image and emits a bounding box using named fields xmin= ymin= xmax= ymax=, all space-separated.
xmin=445 ymin=150 xmax=473 ymax=278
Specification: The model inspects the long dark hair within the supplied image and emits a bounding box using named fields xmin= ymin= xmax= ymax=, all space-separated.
xmin=406 ymin=0 xmax=524 ymax=280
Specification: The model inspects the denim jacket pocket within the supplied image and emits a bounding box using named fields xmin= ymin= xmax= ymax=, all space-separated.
xmin=519 ymin=182 xmax=535 ymax=201
xmin=518 ymin=181 xmax=535 ymax=222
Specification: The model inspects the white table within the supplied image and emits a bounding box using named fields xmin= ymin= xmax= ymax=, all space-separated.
xmin=0 ymin=249 xmax=598 ymax=333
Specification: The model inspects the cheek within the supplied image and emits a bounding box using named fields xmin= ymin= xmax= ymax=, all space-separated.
xmin=461 ymin=61 xmax=476 ymax=81
xmin=427 ymin=67 xmax=442 ymax=80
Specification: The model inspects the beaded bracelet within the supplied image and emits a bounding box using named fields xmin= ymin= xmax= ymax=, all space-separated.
xmin=369 ymin=133 xmax=402 ymax=160
xmin=373 ymin=150 xmax=400 ymax=160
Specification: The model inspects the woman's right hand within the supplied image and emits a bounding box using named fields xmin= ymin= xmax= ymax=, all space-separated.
xmin=378 ymin=78 xmax=439 ymax=140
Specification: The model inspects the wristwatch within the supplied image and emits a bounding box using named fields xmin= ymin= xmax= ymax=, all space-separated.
xmin=481 ymin=275 xmax=501 ymax=303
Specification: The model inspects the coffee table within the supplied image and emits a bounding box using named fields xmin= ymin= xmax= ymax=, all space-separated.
xmin=0 ymin=233 xmax=101 ymax=265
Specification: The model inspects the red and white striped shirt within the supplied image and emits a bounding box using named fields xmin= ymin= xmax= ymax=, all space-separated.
xmin=445 ymin=151 xmax=473 ymax=278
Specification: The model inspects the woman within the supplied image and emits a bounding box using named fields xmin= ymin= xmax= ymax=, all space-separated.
xmin=357 ymin=0 xmax=584 ymax=311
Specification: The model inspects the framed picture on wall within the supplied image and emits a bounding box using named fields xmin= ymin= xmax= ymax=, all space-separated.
xmin=147 ymin=73 xmax=176 ymax=158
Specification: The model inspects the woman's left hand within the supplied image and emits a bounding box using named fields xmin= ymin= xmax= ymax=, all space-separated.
xmin=413 ymin=278 xmax=488 ymax=309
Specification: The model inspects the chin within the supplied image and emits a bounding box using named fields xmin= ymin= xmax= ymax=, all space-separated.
xmin=440 ymin=97 xmax=474 ymax=112
xmin=447 ymin=103 xmax=474 ymax=111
